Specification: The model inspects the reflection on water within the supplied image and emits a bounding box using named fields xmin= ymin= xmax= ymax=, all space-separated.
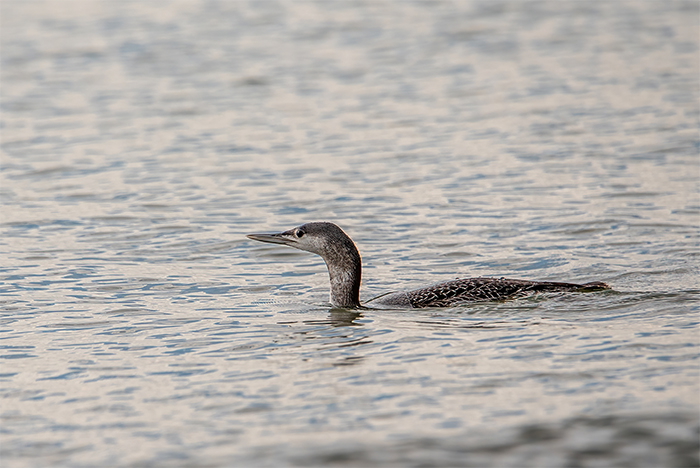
xmin=316 ymin=309 xmax=364 ymax=327
xmin=1 ymin=0 xmax=698 ymax=467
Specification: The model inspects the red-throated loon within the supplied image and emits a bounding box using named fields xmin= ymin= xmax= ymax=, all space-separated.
xmin=246 ymin=222 xmax=610 ymax=309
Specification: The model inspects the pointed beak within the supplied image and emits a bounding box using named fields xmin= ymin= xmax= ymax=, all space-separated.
xmin=246 ymin=231 xmax=296 ymax=246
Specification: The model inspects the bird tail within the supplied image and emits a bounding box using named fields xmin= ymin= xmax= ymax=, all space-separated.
xmin=578 ymin=281 xmax=611 ymax=291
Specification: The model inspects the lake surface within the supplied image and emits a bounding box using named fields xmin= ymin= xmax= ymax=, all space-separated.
xmin=1 ymin=1 xmax=698 ymax=467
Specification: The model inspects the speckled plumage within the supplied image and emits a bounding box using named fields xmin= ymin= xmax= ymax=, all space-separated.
xmin=368 ymin=277 xmax=611 ymax=308
xmin=247 ymin=222 xmax=610 ymax=309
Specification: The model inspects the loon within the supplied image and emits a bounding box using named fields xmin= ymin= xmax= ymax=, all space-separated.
xmin=246 ymin=222 xmax=610 ymax=309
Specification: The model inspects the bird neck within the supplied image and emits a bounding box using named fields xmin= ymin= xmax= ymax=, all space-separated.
xmin=322 ymin=242 xmax=362 ymax=308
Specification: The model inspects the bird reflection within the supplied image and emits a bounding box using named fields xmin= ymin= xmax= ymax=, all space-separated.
xmin=302 ymin=308 xmax=363 ymax=327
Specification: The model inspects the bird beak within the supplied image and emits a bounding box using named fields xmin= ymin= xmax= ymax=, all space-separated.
xmin=246 ymin=230 xmax=296 ymax=246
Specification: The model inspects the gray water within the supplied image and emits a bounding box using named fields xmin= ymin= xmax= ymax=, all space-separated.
xmin=1 ymin=1 xmax=699 ymax=467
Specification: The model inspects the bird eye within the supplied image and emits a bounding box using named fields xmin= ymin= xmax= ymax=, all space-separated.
xmin=295 ymin=230 xmax=305 ymax=238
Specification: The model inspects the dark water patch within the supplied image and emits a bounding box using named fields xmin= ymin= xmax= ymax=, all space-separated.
xmin=265 ymin=413 xmax=700 ymax=468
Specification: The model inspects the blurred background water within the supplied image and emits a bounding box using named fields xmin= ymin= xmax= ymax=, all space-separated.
xmin=1 ymin=1 xmax=698 ymax=467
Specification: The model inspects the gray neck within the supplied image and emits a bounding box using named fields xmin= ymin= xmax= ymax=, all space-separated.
xmin=321 ymin=242 xmax=362 ymax=308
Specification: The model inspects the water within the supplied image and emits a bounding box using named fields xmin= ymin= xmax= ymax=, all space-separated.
xmin=1 ymin=1 xmax=698 ymax=467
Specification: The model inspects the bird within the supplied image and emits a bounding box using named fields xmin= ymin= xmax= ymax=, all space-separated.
xmin=246 ymin=222 xmax=610 ymax=309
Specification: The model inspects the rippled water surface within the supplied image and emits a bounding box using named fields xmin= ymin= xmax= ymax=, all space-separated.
xmin=1 ymin=1 xmax=699 ymax=467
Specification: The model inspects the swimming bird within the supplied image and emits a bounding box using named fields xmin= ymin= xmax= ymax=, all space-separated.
xmin=246 ymin=222 xmax=610 ymax=309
